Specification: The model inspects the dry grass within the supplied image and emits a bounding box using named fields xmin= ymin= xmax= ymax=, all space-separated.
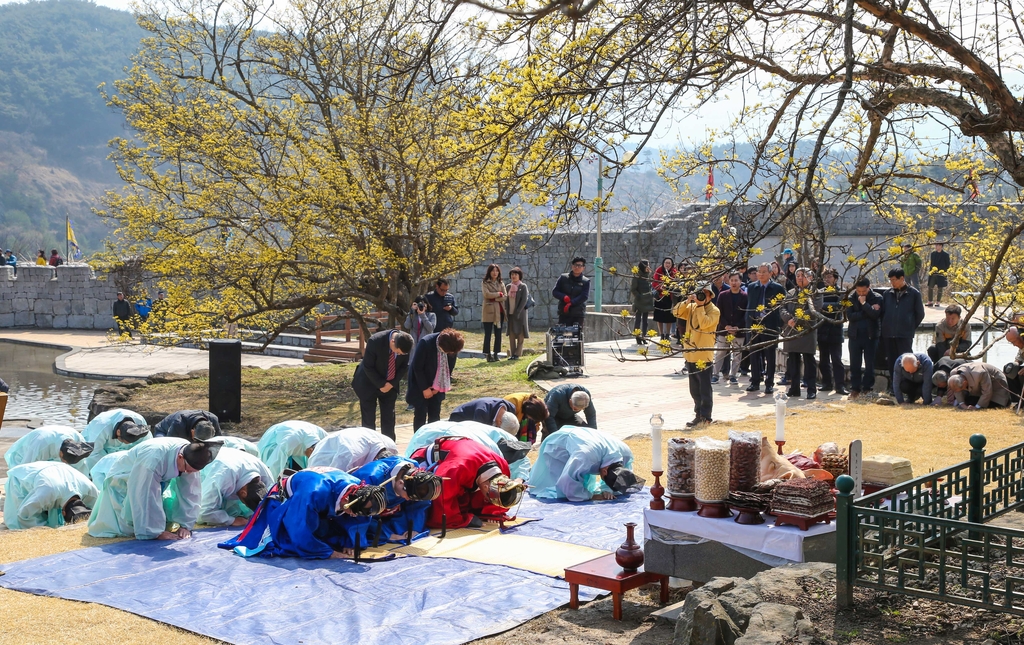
xmin=127 ymin=357 xmax=543 ymax=438
xmin=623 ymin=403 xmax=1024 ymax=478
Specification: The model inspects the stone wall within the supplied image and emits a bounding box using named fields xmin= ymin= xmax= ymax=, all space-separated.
xmin=0 ymin=264 xmax=118 ymax=330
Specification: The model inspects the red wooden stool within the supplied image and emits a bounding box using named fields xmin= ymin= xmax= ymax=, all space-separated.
xmin=564 ymin=553 xmax=669 ymax=620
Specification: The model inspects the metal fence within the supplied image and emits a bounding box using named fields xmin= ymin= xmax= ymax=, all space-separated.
xmin=837 ymin=434 xmax=1024 ymax=614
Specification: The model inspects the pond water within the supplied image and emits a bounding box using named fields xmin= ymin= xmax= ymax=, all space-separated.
xmin=1 ymin=342 xmax=98 ymax=428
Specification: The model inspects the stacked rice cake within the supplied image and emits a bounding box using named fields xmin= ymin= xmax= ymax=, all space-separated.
xmin=771 ymin=479 xmax=834 ymax=517
xmin=862 ymin=455 xmax=913 ymax=486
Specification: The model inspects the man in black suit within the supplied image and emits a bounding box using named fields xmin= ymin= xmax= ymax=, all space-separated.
xmin=406 ymin=328 xmax=465 ymax=430
xmin=352 ymin=329 xmax=414 ymax=440
xmin=744 ymin=263 xmax=787 ymax=394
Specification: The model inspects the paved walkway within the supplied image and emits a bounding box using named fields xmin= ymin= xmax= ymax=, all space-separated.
xmin=0 ymin=329 xmax=305 ymax=380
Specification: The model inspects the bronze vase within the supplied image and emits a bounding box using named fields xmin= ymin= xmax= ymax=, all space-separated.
xmin=614 ymin=522 xmax=644 ymax=573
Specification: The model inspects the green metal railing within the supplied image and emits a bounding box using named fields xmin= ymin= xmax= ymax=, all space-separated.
xmin=837 ymin=434 xmax=1024 ymax=614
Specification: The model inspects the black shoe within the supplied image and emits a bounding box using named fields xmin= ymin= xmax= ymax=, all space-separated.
xmin=764 ymin=386 xmax=775 ymax=394
xmin=820 ymin=384 xmax=833 ymax=393
xmin=787 ymin=389 xmax=800 ymax=398
xmin=486 ymin=353 xmax=496 ymax=362
xmin=745 ymin=384 xmax=761 ymax=392
xmin=685 ymin=417 xmax=705 ymax=428
xmin=806 ymin=392 xmax=817 ymax=400
xmin=835 ymin=388 xmax=850 ymax=396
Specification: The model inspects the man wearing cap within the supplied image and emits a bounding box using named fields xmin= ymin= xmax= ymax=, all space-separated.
xmin=198 ymin=447 xmax=273 ymax=527
xmin=256 ymin=419 xmax=328 ymax=478
xmin=350 ymin=455 xmax=442 ymax=543
xmin=880 ymin=268 xmax=925 ymax=392
xmin=409 ymin=436 xmax=526 ymax=529
xmin=352 ymin=329 xmax=414 ymax=441
xmin=529 ymin=425 xmax=642 ymax=502
xmin=81 ymin=408 xmax=151 ymax=475
xmin=153 ymin=409 xmax=222 ymax=442
xmin=676 ymin=283 xmax=721 ymax=425
xmin=306 ymin=426 xmax=398 ymax=471
xmin=219 ymin=468 xmax=389 ymax=559
xmin=4 ymin=425 xmax=94 ymax=476
xmin=88 ymin=437 xmax=221 ymax=540
xmin=4 ymin=462 xmax=99 ymax=529
xmin=404 ymin=419 xmax=533 ymax=481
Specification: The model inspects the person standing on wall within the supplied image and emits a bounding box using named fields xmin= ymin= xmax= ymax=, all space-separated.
xmin=481 ymin=264 xmax=507 ymax=362
xmin=352 ymin=329 xmax=414 ymax=441
xmin=551 ymin=257 xmax=590 ymax=328
xmin=424 ymin=278 xmax=459 ymax=333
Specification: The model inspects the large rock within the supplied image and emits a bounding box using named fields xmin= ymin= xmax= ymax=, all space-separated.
xmin=147 ymin=371 xmax=192 ymax=384
xmin=674 ymin=563 xmax=834 ymax=645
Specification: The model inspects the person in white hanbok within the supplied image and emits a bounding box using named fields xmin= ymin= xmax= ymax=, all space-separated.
xmin=4 ymin=462 xmax=98 ymax=529
xmin=256 ymin=420 xmax=327 ymax=478
xmin=529 ymin=426 xmax=643 ymax=502
xmin=403 ymin=419 xmax=532 ymax=481
xmin=81 ymin=408 xmax=150 ymax=475
xmin=4 ymin=425 xmax=93 ymax=476
xmin=198 ymin=448 xmax=272 ymax=526
xmin=306 ymin=427 xmax=397 ymax=472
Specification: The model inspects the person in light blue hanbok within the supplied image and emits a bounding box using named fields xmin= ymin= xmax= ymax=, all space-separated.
xmin=81 ymin=408 xmax=150 ymax=475
xmin=529 ymin=426 xmax=644 ymax=502
xmin=306 ymin=427 xmax=397 ymax=472
xmin=256 ymin=420 xmax=327 ymax=478
xmin=4 ymin=425 xmax=93 ymax=476
xmin=87 ymin=437 xmax=220 ymax=540
xmin=219 ymin=468 xmax=388 ymax=559
xmin=89 ymin=452 xmax=125 ymax=488
xmin=3 ymin=462 xmax=98 ymax=529
xmin=350 ymin=455 xmax=441 ymax=544
xmin=198 ymin=448 xmax=273 ymax=526
xmin=219 ymin=436 xmax=259 ymax=456
xmin=404 ymin=419 xmax=533 ymax=481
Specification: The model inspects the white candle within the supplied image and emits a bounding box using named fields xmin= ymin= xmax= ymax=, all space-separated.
xmin=650 ymin=414 xmax=664 ymax=472
xmin=775 ymin=394 xmax=786 ymax=442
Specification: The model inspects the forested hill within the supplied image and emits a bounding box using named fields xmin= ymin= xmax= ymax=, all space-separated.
xmin=0 ymin=0 xmax=144 ymax=255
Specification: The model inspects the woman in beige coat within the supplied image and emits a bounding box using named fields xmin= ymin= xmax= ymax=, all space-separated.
xmin=481 ymin=264 xmax=507 ymax=362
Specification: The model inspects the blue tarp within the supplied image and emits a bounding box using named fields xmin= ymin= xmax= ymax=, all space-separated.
xmin=0 ymin=528 xmax=597 ymax=645
xmin=511 ymin=489 xmax=650 ymax=550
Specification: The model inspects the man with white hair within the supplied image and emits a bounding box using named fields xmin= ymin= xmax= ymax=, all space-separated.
xmin=892 ymin=352 xmax=934 ymax=405
xmin=948 ymin=362 xmax=1011 ymax=410
xmin=542 ymin=383 xmax=597 ymax=439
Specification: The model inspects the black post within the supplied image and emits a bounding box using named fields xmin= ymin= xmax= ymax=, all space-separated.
xmin=968 ymin=434 xmax=987 ymax=528
xmin=209 ymin=339 xmax=242 ymax=422
xmin=835 ymin=474 xmax=856 ymax=607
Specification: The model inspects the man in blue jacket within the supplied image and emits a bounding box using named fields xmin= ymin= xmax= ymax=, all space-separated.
xmin=552 ymin=257 xmax=590 ymax=327
xmin=846 ymin=277 xmax=883 ymax=399
xmin=744 ymin=263 xmax=787 ymax=394
xmin=424 ymin=278 xmax=459 ymax=333
xmin=406 ymin=329 xmax=464 ymax=430
xmin=880 ymin=268 xmax=925 ymax=392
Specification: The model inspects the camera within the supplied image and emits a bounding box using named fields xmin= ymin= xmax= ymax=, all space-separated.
xmin=694 ymin=290 xmax=706 ymax=302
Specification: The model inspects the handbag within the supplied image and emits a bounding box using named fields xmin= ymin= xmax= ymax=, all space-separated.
xmin=525 ymin=289 xmax=536 ymax=310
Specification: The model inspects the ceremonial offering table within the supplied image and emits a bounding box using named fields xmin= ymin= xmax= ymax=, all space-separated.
xmin=643 ymin=508 xmax=837 ymax=582
xmin=564 ymin=553 xmax=669 ymax=620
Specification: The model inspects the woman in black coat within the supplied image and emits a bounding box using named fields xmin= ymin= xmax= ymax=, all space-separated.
xmin=406 ymin=328 xmax=465 ymax=430
xmin=817 ymin=269 xmax=847 ymax=394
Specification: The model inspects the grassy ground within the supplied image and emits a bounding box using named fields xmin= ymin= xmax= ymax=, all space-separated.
xmin=126 ymin=356 xmax=544 ymax=438
xmin=623 ymin=401 xmax=1024 ymax=477
xmin=457 ymin=329 xmax=548 ymax=354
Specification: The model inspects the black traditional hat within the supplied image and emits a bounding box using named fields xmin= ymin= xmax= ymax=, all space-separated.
xmin=602 ymin=463 xmax=645 ymax=494
xmin=115 ymin=418 xmax=148 ymax=443
xmin=496 ymin=438 xmax=532 ymax=464
xmin=182 ymin=439 xmax=223 ymax=470
xmin=59 ymin=439 xmax=94 ymax=465
xmin=240 ymin=477 xmax=268 ymax=511
xmin=62 ymin=496 xmax=91 ymax=524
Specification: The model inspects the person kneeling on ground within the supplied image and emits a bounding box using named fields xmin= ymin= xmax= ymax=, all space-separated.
xmin=931 ymin=356 xmax=967 ymax=404
xmin=529 ymin=425 xmax=643 ymax=502
xmin=198 ymin=447 xmax=273 ymax=527
xmin=4 ymin=425 xmax=94 ymax=476
xmin=947 ymin=362 xmax=1011 ymax=410
xmin=256 ymin=420 xmax=328 ymax=478
xmin=350 ymin=455 xmax=442 ymax=544
xmin=502 ymin=392 xmax=550 ymax=443
xmin=892 ymin=352 xmax=934 ymax=405
xmin=409 ymin=436 xmax=526 ymax=529
xmin=4 ymin=462 xmax=99 ymax=529
xmin=88 ymin=437 xmax=222 ymax=540
xmin=153 ymin=409 xmax=222 ymax=442
xmin=404 ymin=420 xmax=533 ymax=481
xmin=220 ymin=468 xmax=388 ymax=559
xmin=448 ymin=397 xmax=519 ymax=430
xmin=542 ymin=383 xmax=597 ymax=438
xmin=81 ymin=408 xmax=151 ymax=475
xmin=306 ymin=426 xmax=398 ymax=472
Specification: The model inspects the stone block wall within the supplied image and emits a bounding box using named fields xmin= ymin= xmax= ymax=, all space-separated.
xmin=0 ymin=264 xmax=118 ymax=330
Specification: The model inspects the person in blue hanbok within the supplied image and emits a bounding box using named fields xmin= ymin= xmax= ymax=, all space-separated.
xmin=404 ymin=420 xmax=533 ymax=481
xmin=306 ymin=427 xmax=397 ymax=472
xmin=198 ymin=448 xmax=273 ymax=527
xmin=81 ymin=408 xmax=150 ymax=475
xmin=219 ymin=468 xmax=388 ymax=559
xmin=87 ymin=437 xmax=221 ymax=540
xmin=529 ymin=425 xmax=644 ymax=502
xmin=350 ymin=455 xmax=441 ymax=544
xmin=4 ymin=425 xmax=94 ymax=476
xmin=4 ymin=462 xmax=98 ymax=529
xmin=256 ymin=420 xmax=327 ymax=478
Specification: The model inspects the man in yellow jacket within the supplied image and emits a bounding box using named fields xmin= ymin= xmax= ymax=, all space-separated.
xmin=677 ymin=283 xmax=721 ymax=427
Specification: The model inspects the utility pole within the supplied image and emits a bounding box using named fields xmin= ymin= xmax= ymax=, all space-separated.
xmin=594 ymin=156 xmax=604 ymax=312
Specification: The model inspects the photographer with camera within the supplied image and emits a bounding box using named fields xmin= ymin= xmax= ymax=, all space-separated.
xmin=405 ymin=295 xmax=436 ymax=345
xmin=676 ymin=283 xmax=720 ymax=427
